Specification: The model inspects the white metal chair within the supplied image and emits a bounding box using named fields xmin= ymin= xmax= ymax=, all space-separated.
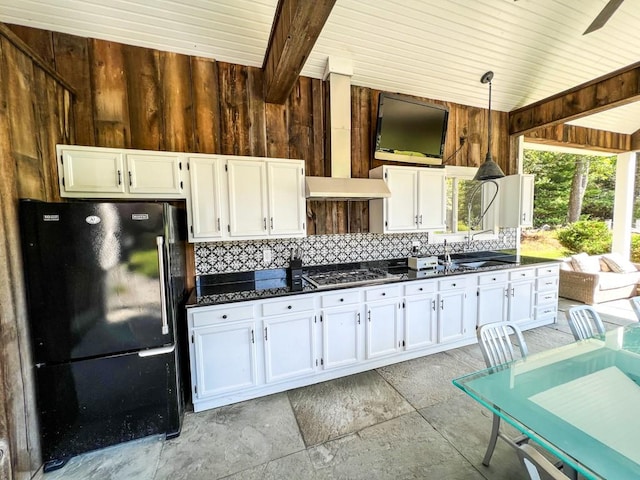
xmin=629 ymin=296 xmax=640 ymax=321
xmin=516 ymin=444 xmax=569 ymax=480
xmin=566 ymin=305 xmax=605 ymax=341
xmin=476 ymin=321 xmax=529 ymax=466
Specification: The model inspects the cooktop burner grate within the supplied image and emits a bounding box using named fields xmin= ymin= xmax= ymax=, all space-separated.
xmin=303 ymin=268 xmax=400 ymax=289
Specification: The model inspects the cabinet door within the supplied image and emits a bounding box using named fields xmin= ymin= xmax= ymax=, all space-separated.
xmin=438 ymin=290 xmax=468 ymax=343
xmin=188 ymin=157 xmax=224 ymax=240
xmin=385 ymin=168 xmax=418 ymax=232
xmin=404 ymin=294 xmax=437 ymax=350
xmin=322 ymin=306 xmax=362 ymax=369
xmin=60 ymin=148 xmax=125 ymax=195
xmin=417 ymin=168 xmax=446 ymax=230
xmin=267 ymin=161 xmax=305 ymax=236
xmin=365 ymin=300 xmax=400 ymax=359
xmin=126 ymin=153 xmax=183 ymax=195
xmin=520 ymin=175 xmax=535 ymax=228
xmin=508 ymin=280 xmax=535 ymax=325
xmin=192 ymin=321 xmax=257 ymax=398
xmin=263 ymin=314 xmax=316 ymax=383
xmin=477 ymin=284 xmax=508 ymax=326
xmin=227 ymin=159 xmax=269 ymax=238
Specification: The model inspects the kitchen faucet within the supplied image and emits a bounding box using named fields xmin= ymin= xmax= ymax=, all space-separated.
xmin=443 ymin=239 xmax=452 ymax=269
xmin=467 ymin=229 xmax=495 ymax=247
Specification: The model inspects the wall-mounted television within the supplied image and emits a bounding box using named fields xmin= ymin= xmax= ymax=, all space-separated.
xmin=374 ymin=93 xmax=449 ymax=166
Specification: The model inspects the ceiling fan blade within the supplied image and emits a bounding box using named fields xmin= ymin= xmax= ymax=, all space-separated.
xmin=583 ymin=0 xmax=624 ymax=34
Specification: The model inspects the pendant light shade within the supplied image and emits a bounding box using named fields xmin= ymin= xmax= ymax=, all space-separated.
xmin=473 ymin=71 xmax=505 ymax=181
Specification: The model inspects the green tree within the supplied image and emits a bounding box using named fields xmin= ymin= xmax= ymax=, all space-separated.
xmin=523 ymin=150 xmax=616 ymax=227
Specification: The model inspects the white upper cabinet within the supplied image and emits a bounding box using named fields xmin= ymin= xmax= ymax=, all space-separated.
xmin=187 ymin=156 xmax=226 ymax=241
xmin=226 ymin=157 xmax=306 ymax=240
xmin=227 ymin=158 xmax=270 ymax=238
xmin=267 ymin=160 xmax=306 ymax=236
xmin=57 ymin=145 xmax=184 ymax=199
xmin=369 ymin=165 xmax=446 ymax=233
xmin=497 ymin=174 xmax=535 ymax=228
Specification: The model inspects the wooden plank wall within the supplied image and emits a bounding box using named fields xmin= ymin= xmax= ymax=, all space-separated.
xmin=6 ymin=24 xmax=512 ymax=238
xmin=0 ymin=26 xmax=74 ymax=480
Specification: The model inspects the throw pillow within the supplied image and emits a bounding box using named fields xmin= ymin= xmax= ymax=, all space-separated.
xmin=602 ymin=253 xmax=637 ymax=273
xmin=571 ymin=253 xmax=601 ymax=273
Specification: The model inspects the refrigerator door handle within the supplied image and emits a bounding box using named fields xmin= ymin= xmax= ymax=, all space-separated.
xmin=156 ymin=236 xmax=170 ymax=335
xmin=138 ymin=344 xmax=176 ymax=357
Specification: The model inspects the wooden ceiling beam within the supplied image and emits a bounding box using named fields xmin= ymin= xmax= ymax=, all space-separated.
xmin=525 ymin=124 xmax=630 ymax=153
xmin=509 ymin=61 xmax=640 ymax=136
xmin=631 ymin=127 xmax=640 ymax=151
xmin=263 ymin=0 xmax=336 ymax=104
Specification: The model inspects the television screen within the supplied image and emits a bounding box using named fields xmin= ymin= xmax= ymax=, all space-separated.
xmin=374 ymin=93 xmax=448 ymax=165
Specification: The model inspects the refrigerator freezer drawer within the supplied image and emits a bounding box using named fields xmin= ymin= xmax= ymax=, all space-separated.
xmin=36 ymin=349 xmax=182 ymax=470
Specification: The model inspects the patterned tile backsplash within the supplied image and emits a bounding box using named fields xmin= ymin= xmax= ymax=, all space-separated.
xmin=194 ymin=229 xmax=518 ymax=275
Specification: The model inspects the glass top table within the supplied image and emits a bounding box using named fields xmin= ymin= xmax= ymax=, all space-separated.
xmin=453 ymin=324 xmax=640 ymax=480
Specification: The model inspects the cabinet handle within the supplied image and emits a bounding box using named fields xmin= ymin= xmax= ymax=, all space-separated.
xmin=128 ymin=170 xmax=133 ymax=186
xmin=251 ymin=329 xmax=255 ymax=344
xmin=432 ymin=300 xmax=436 ymax=311
xmin=505 ymin=289 xmax=509 ymax=297
xmin=368 ymin=310 xmax=371 ymax=322
xmin=340 ymin=298 xmax=344 ymax=302
xmin=522 ymin=213 xmax=526 ymax=222
xmin=419 ymin=214 xmax=423 ymax=225
xmin=357 ymin=312 xmax=361 ymax=324
xmin=511 ymin=288 xmax=515 ymax=297
xmin=381 ymin=292 xmax=386 ymax=296
xmin=222 ymin=314 xmax=227 ymax=319
xmin=440 ymin=299 xmax=444 ymax=310
xmin=419 ymin=287 xmax=423 ymax=291
xmin=217 ymin=218 xmax=221 ymax=231
xmin=492 ymin=277 xmax=496 ymax=281
xmin=287 ymin=305 xmax=292 ymax=310
xmin=415 ymin=215 xmax=419 ymax=226
xmin=270 ymin=217 xmax=274 ymax=229
xmin=117 ymin=169 xmax=122 ymax=185
xmin=452 ymin=283 xmax=456 ymax=287
xmin=546 ymin=281 xmax=553 ymax=285
xmin=263 ymin=218 xmax=267 ymax=230
xmin=264 ymin=327 xmax=268 ymax=341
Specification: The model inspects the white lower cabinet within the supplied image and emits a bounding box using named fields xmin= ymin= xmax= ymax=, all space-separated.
xmin=261 ymin=296 xmax=317 ymax=383
xmin=320 ymin=290 xmax=363 ymax=370
xmin=403 ymin=281 xmax=438 ymax=350
xmin=437 ymin=277 xmax=475 ymax=343
xmin=477 ymin=272 xmax=509 ymax=326
xmin=187 ymin=263 xmax=559 ymax=412
xmin=188 ymin=304 xmax=258 ymax=403
xmin=192 ymin=321 xmax=258 ymax=398
xmin=364 ymin=285 xmax=401 ymax=359
xmin=507 ymin=269 xmax=536 ymax=325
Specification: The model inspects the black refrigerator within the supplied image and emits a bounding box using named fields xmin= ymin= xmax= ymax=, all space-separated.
xmin=19 ymin=200 xmax=187 ymax=472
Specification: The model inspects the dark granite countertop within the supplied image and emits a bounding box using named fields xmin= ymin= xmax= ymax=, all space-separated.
xmin=187 ymin=251 xmax=559 ymax=307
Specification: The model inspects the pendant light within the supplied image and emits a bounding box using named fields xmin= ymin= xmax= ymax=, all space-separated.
xmin=473 ymin=71 xmax=505 ymax=181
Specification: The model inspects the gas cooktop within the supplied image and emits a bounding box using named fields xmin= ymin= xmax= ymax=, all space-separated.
xmin=303 ymin=268 xmax=401 ymax=289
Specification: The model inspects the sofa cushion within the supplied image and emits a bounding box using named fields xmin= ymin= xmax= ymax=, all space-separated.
xmin=571 ymin=253 xmax=601 ymax=273
xmin=602 ymin=253 xmax=637 ymax=273
xmin=598 ymin=271 xmax=640 ymax=291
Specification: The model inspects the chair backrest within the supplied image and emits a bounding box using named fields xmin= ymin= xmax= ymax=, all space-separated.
xmin=566 ymin=306 xmax=605 ymax=341
xmin=516 ymin=444 xmax=569 ymax=480
xmin=630 ymin=296 xmax=640 ymax=321
xmin=477 ymin=321 xmax=528 ymax=369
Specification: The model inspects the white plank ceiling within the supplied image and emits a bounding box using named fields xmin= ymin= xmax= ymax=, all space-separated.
xmin=2 ymin=0 xmax=640 ymax=135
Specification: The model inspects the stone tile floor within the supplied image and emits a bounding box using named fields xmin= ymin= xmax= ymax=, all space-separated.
xmin=36 ymin=297 xmax=638 ymax=480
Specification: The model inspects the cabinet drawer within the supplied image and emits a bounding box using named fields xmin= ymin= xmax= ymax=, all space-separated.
xmin=477 ymin=272 xmax=508 ymax=286
xmin=438 ymin=277 xmax=468 ymax=291
xmin=536 ymin=290 xmax=558 ymax=305
xmin=321 ymin=290 xmax=361 ymax=308
xmin=535 ymin=304 xmax=557 ymax=320
xmin=365 ymin=285 xmax=400 ymax=301
xmin=191 ymin=304 xmax=254 ymax=327
xmin=536 ymin=265 xmax=560 ymax=277
xmin=536 ymin=276 xmax=559 ymax=292
xmin=261 ymin=296 xmax=315 ymax=316
xmin=509 ymin=268 xmax=535 ymax=281
xmin=404 ymin=281 xmax=436 ymax=296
